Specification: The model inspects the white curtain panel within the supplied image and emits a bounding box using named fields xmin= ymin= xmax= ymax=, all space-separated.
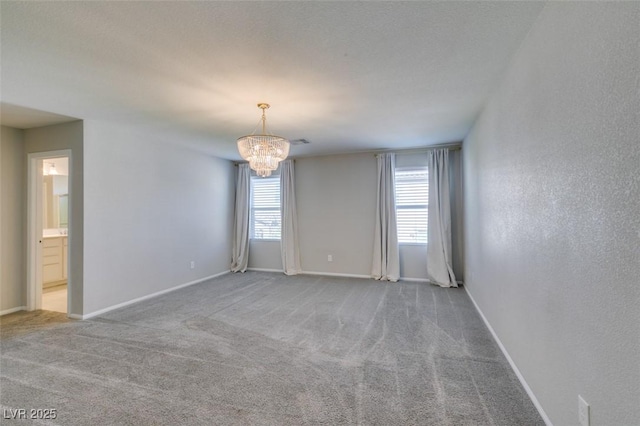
xmin=427 ymin=149 xmax=457 ymax=287
xmin=280 ymin=160 xmax=302 ymax=275
xmin=231 ymin=164 xmax=250 ymax=273
xmin=371 ymin=153 xmax=400 ymax=282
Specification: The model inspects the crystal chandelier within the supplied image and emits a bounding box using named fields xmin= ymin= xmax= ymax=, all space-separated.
xmin=237 ymin=103 xmax=290 ymax=177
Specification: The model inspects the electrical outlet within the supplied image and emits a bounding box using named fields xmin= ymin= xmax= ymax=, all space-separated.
xmin=190 ymin=261 xmax=195 ymax=269
xmin=327 ymin=254 xmax=333 ymax=262
xmin=578 ymin=395 xmax=590 ymax=426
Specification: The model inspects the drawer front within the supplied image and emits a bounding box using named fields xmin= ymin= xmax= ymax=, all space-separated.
xmin=43 ymin=238 xmax=62 ymax=248
xmin=43 ymin=255 xmax=60 ymax=266
xmin=43 ymin=263 xmax=63 ymax=283
xmin=43 ymin=247 xmax=60 ymax=257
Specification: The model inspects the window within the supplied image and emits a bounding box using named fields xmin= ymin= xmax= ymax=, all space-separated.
xmin=395 ymin=168 xmax=428 ymax=244
xmin=250 ymin=175 xmax=281 ymax=240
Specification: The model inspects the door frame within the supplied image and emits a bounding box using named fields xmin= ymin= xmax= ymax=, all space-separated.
xmin=27 ymin=149 xmax=73 ymax=315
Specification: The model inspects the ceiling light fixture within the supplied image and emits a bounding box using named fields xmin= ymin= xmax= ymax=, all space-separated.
xmin=45 ymin=163 xmax=59 ymax=176
xmin=237 ymin=103 xmax=290 ymax=177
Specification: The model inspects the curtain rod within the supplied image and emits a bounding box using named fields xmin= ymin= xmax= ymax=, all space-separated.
xmin=372 ymin=144 xmax=462 ymax=156
xmin=233 ymin=143 xmax=462 ymax=165
xmin=293 ymin=143 xmax=462 ymax=159
xmin=289 ymin=143 xmax=462 ymax=160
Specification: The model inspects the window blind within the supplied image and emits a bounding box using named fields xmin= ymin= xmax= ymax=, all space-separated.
xmin=251 ymin=176 xmax=281 ymax=240
xmin=395 ymin=168 xmax=428 ymax=243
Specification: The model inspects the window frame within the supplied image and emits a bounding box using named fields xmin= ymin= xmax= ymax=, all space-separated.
xmin=250 ymin=174 xmax=281 ymax=241
xmin=394 ymin=167 xmax=429 ymax=245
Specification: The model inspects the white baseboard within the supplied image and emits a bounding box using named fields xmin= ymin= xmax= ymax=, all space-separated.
xmin=0 ymin=306 xmax=27 ymax=316
xmin=464 ymin=286 xmax=552 ymax=426
xmin=247 ymin=267 xmax=283 ymax=273
xmin=79 ymin=270 xmax=230 ymax=320
xmin=401 ymin=277 xmax=430 ymax=283
xmin=249 ymin=269 xmax=433 ymax=283
xmin=248 ymin=268 xmax=370 ymax=280
xmin=398 ymin=278 xmax=464 ymax=285
xmin=248 ymin=268 xmax=369 ymax=280
xmin=302 ymin=270 xmax=370 ymax=279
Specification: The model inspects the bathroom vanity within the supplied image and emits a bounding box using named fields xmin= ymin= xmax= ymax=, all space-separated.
xmin=42 ymin=235 xmax=67 ymax=288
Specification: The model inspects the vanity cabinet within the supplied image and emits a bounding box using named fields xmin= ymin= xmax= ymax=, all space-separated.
xmin=63 ymin=237 xmax=68 ymax=280
xmin=42 ymin=236 xmax=67 ymax=287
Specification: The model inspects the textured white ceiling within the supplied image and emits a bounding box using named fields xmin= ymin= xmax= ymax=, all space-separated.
xmin=1 ymin=103 xmax=78 ymax=129
xmin=1 ymin=1 xmax=544 ymax=159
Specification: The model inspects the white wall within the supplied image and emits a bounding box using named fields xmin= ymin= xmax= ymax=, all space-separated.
xmin=296 ymin=153 xmax=377 ymax=276
xmin=24 ymin=121 xmax=84 ymax=315
xmin=82 ymin=120 xmax=234 ymax=315
xmin=0 ymin=126 xmax=26 ymax=313
xmin=248 ymin=240 xmax=282 ymax=271
xmin=463 ymin=3 xmax=640 ymax=425
xmin=247 ymin=153 xmax=378 ymax=276
xmin=247 ymin=151 xmax=463 ymax=280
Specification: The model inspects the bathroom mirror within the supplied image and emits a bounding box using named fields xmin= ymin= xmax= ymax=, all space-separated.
xmin=58 ymin=194 xmax=69 ymax=228
xmin=42 ymin=160 xmax=69 ymax=231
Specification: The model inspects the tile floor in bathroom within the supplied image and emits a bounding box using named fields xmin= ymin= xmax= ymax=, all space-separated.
xmin=42 ymin=283 xmax=67 ymax=313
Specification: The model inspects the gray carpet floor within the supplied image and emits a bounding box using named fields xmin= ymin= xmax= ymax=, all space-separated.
xmin=1 ymin=272 xmax=543 ymax=425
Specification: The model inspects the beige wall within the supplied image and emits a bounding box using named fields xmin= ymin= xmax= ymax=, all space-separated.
xmin=1 ymin=126 xmax=26 ymax=313
xmin=1 ymin=121 xmax=83 ymax=315
xmin=463 ymin=2 xmax=639 ymax=424
xmin=24 ymin=121 xmax=84 ymax=316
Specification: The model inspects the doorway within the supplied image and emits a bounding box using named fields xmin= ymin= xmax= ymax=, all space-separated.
xmin=27 ymin=150 xmax=72 ymax=316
